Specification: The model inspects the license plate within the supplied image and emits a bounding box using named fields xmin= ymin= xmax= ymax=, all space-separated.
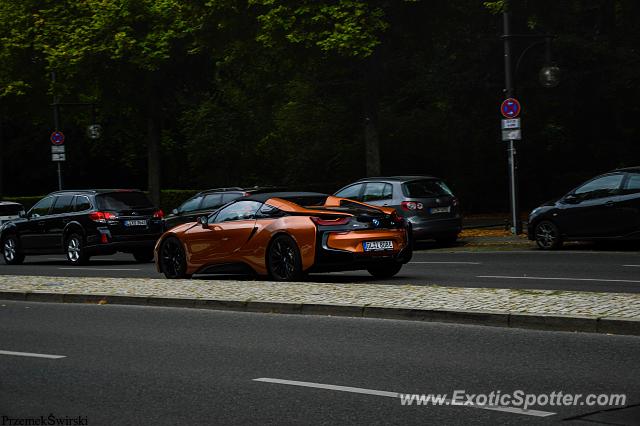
xmin=431 ymin=206 xmax=451 ymax=214
xmin=363 ymin=240 xmax=394 ymax=251
xmin=124 ymin=219 xmax=147 ymax=226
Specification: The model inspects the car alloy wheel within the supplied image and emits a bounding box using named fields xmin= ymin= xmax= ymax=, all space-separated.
xmin=535 ymin=221 xmax=562 ymax=250
xmin=66 ymin=233 xmax=89 ymax=265
xmin=267 ymin=235 xmax=302 ymax=281
xmin=3 ymin=236 xmax=24 ymax=265
xmin=160 ymin=237 xmax=191 ymax=279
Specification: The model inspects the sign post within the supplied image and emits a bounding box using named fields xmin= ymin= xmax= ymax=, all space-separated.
xmin=500 ymin=96 xmax=522 ymax=235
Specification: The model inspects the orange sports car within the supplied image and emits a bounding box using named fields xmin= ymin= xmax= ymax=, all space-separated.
xmin=155 ymin=192 xmax=412 ymax=280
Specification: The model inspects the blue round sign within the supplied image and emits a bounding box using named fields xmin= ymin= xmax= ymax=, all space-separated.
xmin=500 ymin=98 xmax=521 ymax=118
xmin=50 ymin=131 xmax=65 ymax=145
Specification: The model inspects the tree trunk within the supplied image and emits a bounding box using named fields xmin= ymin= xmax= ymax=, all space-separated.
xmin=147 ymin=96 xmax=161 ymax=207
xmin=362 ymin=54 xmax=382 ymax=177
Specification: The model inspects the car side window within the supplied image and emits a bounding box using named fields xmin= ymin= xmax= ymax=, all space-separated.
xmin=51 ymin=195 xmax=75 ymax=215
xmin=362 ymin=182 xmax=393 ymax=202
xmin=179 ymin=196 xmax=203 ymax=213
xmin=574 ymin=174 xmax=624 ymax=200
xmin=74 ymin=196 xmax=92 ymax=212
xmin=335 ymin=184 xmax=364 ymax=201
xmin=29 ymin=196 xmax=54 ymax=218
xmin=201 ymin=194 xmax=223 ymax=210
xmin=221 ymin=192 xmax=242 ymax=204
xmin=624 ymin=173 xmax=640 ymax=194
xmin=210 ymin=201 xmax=262 ymax=223
xmin=257 ymin=203 xmax=284 ymax=219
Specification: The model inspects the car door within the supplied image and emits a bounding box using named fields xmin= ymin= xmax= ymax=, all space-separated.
xmin=557 ymin=173 xmax=625 ymax=238
xmin=185 ymin=201 xmax=261 ymax=265
xmin=20 ymin=196 xmax=55 ymax=251
xmin=47 ymin=194 xmax=76 ymax=250
xmin=616 ymin=172 xmax=640 ymax=236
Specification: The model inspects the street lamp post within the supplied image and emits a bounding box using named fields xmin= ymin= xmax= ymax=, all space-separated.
xmin=501 ymin=9 xmax=559 ymax=235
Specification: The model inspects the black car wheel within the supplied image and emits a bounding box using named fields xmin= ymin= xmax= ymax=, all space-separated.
xmin=267 ymin=235 xmax=303 ymax=281
xmin=132 ymin=249 xmax=154 ymax=263
xmin=3 ymin=235 xmax=25 ymax=265
xmin=367 ymin=262 xmax=403 ymax=279
xmin=535 ymin=221 xmax=563 ymax=250
xmin=66 ymin=233 xmax=90 ymax=265
xmin=160 ymin=237 xmax=191 ymax=279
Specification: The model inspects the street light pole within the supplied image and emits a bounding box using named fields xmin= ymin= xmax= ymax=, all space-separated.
xmin=502 ymin=10 xmax=521 ymax=234
xmin=51 ymin=71 xmax=62 ymax=190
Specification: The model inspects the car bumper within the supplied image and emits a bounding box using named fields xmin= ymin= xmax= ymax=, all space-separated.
xmin=309 ymin=228 xmax=412 ymax=273
xmin=86 ymin=230 xmax=161 ymax=254
xmin=409 ymin=216 xmax=462 ymax=239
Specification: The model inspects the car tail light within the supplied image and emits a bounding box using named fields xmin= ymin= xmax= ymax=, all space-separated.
xmin=100 ymin=233 xmax=109 ymax=244
xmin=89 ymin=211 xmax=117 ymax=223
xmin=153 ymin=209 xmax=164 ymax=219
xmin=401 ymin=201 xmax=424 ymax=211
xmin=391 ymin=211 xmax=404 ymax=226
xmin=310 ymin=216 xmax=351 ymax=226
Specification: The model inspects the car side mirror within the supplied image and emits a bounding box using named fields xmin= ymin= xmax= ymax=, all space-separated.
xmin=172 ymin=208 xmax=179 ymax=215
xmin=19 ymin=211 xmax=26 ymax=218
xmin=564 ymin=194 xmax=580 ymax=204
xmin=197 ymin=216 xmax=208 ymax=228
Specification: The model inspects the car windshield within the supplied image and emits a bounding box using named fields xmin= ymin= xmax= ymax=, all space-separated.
xmin=97 ymin=192 xmax=154 ymax=211
xmin=403 ymin=179 xmax=453 ymax=197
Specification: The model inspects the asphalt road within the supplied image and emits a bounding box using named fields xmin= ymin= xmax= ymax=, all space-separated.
xmin=1 ymin=301 xmax=639 ymax=425
xmin=1 ymin=247 xmax=640 ymax=292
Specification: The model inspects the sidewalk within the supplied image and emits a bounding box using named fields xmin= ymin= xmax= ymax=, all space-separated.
xmin=1 ymin=275 xmax=639 ymax=336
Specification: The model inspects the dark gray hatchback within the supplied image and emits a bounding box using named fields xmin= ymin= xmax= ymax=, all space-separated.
xmin=334 ymin=176 xmax=462 ymax=244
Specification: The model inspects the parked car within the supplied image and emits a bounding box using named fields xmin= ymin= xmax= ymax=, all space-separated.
xmin=1 ymin=189 xmax=164 ymax=265
xmin=163 ymin=187 xmax=266 ymax=230
xmin=0 ymin=201 xmax=25 ymax=225
xmin=334 ymin=176 xmax=462 ymax=244
xmin=528 ymin=166 xmax=640 ymax=249
xmin=155 ymin=192 xmax=412 ymax=280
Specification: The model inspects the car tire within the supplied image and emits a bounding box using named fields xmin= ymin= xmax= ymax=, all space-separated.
xmin=159 ymin=237 xmax=191 ymax=279
xmin=3 ymin=235 xmax=25 ymax=265
xmin=66 ymin=233 xmax=90 ymax=265
xmin=367 ymin=262 xmax=403 ymax=279
xmin=535 ymin=221 xmax=563 ymax=250
xmin=132 ymin=249 xmax=154 ymax=263
xmin=267 ymin=234 xmax=303 ymax=281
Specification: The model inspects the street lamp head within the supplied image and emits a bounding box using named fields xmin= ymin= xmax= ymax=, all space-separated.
xmin=539 ymin=65 xmax=561 ymax=88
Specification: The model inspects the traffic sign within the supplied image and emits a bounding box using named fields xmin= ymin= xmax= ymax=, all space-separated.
xmin=501 ymin=118 xmax=520 ymax=129
xmin=500 ymin=98 xmax=521 ymax=118
xmin=51 ymin=145 xmax=65 ymax=154
xmin=502 ymin=129 xmax=522 ymax=141
xmin=50 ymin=131 xmax=65 ymax=145
xmin=51 ymin=153 xmax=66 ymax=162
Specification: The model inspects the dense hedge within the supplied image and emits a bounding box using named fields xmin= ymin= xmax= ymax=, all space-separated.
xmin=2 ymin=190 xmax=199 ymax=213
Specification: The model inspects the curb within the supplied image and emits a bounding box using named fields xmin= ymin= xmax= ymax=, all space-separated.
xmin=2 ymin=291 xmax=639 ymax=336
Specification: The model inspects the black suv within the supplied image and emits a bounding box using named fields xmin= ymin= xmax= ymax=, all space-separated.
xmin=1 ymin=190 xmax=164 ymax=265
xmin=164 ymin=187 xmax=262 ymax=229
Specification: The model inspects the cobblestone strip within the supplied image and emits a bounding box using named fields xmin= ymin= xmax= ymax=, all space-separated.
xmin=1 ymin=275 xmax=639 ymax=320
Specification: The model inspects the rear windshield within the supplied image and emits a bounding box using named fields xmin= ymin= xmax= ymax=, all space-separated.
xmin=96 ymin=192 xmax=154 ymax=211
xmin=282 ymin=195 xmax=328 ymax=207
xmin=402 ymin=179 xmax=453 ymax=198
xmin=0 ymin=204 xmax=23 ymax=216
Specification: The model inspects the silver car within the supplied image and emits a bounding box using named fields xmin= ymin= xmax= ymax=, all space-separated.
xmin=335 ymin=176 xmax=462 ymax=244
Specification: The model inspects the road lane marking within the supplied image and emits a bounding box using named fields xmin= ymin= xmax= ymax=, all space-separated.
xmin=0 ymin=350 xmax=66 ymax=359
xmin=410 ymin=261 xmax=481 ymax=265
xmin=623 ymin=265 xmax=640 ymax=267
xmin=253 ymin=378 xmax=555 ymax=417
xmin=58 ymin=268 xmax=141 ymax=271
xmin=478 ymin=275 xmax=640 ymax=283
